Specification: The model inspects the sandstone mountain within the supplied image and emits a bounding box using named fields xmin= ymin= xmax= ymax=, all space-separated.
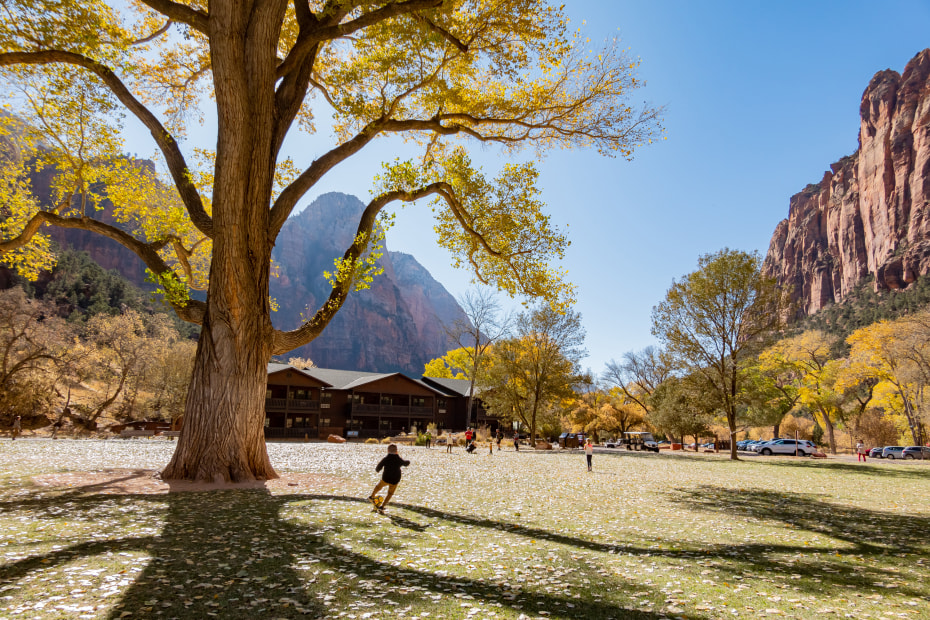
xmin=763 ymin=49 xmax=930 ymax=316
xmin=270 ymin=192 xmax=468 ymax=373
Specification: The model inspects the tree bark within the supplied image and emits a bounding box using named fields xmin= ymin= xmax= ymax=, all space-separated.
xmin=162 ymin=2 xmax=283 ymax=482
xmin=163 ymin=316 xmax=275 ymax=482
xmin=773 ymin=422 xmax=780 ymax=439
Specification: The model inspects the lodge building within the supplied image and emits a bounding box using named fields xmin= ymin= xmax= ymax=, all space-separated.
xmin=265 ymin=363 xmax=497 ymax=439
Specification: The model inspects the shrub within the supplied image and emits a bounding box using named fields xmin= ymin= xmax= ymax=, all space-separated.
xmin=415 ymin=432 xmax=428 ymax=446
xmin=365 ymin=438 xmax=379 ymax=444
xmin=381 ymin=437 xmax=392 ymax=444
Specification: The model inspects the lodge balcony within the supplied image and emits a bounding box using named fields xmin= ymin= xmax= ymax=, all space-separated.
xmin=350 ymin=403 xmax=434 ymax=417
xmin=265 ymin=397 xmax=321 ymax=412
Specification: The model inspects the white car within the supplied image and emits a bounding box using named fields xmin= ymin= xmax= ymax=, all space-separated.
xmin=756 ymin=439 xmax=816 ymax=456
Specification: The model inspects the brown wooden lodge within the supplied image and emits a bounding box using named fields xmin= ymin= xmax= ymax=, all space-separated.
xmin=265 ymin=363 xmax=498 ymax=440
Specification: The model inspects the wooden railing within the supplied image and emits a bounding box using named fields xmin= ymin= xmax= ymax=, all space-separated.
xmin=351 ymin=404 xmax=434 ymax=416
xmin=265 ymin=398 xmax=320 ymax=411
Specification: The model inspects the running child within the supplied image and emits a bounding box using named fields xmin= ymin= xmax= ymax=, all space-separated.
xmin=368 ymin=444 xmax=409 ymax=514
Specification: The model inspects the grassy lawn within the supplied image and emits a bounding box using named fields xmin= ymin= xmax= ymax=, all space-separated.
xmin=0 ymin=440 xmax=928 ymax=619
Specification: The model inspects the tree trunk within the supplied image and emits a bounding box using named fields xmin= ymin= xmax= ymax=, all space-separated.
xmin=163 ymin=2 xmax=283 ymax=482
xmin=727 ymin=410 xmax=739 ymax=460
xmin=772 ymin=422 xmax=780 ymax=439
xmin=163 ymin=304 xmax=275 ymax=482
xmin=819 ymin=407 xmax=837 ymax=454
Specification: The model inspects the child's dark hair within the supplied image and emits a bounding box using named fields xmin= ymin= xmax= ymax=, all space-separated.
xmin=387 ymin=444 xmax=398 ymax=453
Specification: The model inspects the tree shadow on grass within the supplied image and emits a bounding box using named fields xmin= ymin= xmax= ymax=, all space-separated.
xmin=0 ymin=486 xmax=676 ymax=620
xmin=668 ymin=484 xmax=930 ymax=598
xmin=298 ymin=494 xmax=930 ymax=602
xmin=4 ymin=475 xmax=928 ymax=615
xmin=752 ymin=457 xmax=930 ymax=481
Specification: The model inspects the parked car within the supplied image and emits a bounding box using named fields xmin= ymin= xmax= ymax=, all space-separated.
xmin=750 ymin=440 xmax=773 ymax=453
xmin=757 ymin=438 xmax=817 ymax=456
xmin=902 ymin=446 xmax=930 ymax=460
xmin=868 ymin=446 xmax=885 ymax=458
xmin=882 ymin=446 xmax=906 ymax=459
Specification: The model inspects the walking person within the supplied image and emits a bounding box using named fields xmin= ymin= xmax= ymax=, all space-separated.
xmin=856 ymin=440 xmax=867 ymax=462
xmin=11 ymin=416 xmax=21 ymax=441
xmin=425 ymin=431 xmax=431 ymax=449
xmin=496 ymin=429 xmax=502 ymax=452
xmin=513 ymin=432 xmax=519 ymax=452
xmin=584 ymin=438 xmax=594 ymax=471
xmin=445 ymin=432 xmax=454 ymax=453
xmin=368 ymin=444 xmax=409 ymax=514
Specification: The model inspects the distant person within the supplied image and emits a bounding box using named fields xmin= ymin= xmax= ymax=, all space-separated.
xmin=425 ymin=431 xmax=431 ymax=449
xmin=513 ymin=432 xmax=519 ymax=452
xmin=368 ymin=444 xmax=409 ymax=514
xmin=856 ymin=440 xmax=867 ymax=462
xmin=584 ymin=438 xmax=594 ymax=471
xmin=496 ymin=429 xmax=502 ymax=452
xmin=11 ymin=416 xmax=21 ymax=441
xmin=446 ymin=432 xmax=454 ymax=453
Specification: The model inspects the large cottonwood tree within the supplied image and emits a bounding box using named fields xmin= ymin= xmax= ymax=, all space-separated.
xmin=0 ymin=0 xmax=661 ymax=481
xmin=652 ymin=249 xmax=784 ymax=460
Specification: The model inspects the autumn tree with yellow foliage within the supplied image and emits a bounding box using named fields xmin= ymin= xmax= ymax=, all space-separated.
xmin=0 ymin=1 xmax=662 ymax=481
xmin=839 ymin=312 xmax=930 ymax=446
xmin=759 ymin=331 xmax=844 ymax=454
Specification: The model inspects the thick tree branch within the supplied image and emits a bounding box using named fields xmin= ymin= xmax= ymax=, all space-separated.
xmin=0 ymin=50 xmax=214 ymax=239
xmin=276 ymin=0 xmax=442 ymax=79
xmin=270 ymin=117 xmax=388 ymax=237
xmin=0 ymin=211 xmax=205 ymax=325
xmin=137 ymin=0 xmax=208 ymax=34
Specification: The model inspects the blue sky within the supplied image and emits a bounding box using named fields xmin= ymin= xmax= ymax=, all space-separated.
xmin=296 ymin=0 xmax=930 ymax=374
xmin=124 ymin=1 xmax=930 ymax=374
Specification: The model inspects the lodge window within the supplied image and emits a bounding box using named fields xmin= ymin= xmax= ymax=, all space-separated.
xmin=286 ymin=418 xmax=293 ymax=428
xmin=381 ymin=396 xmax=392 ymax=405
xmin=352 ymin=394 xmax=363 ymax=404
xmin=412 ymin=397 xmax=426 ymax=407
xmin=321 ymin=418 xmax=330 ymax=426
xmin=295 ymin=389 xmax=307 ymax=400
xmin=266 ymin=389 xmax=272 ymax=399
xmin=321 ymin=392 xmax=332 ymax=404
xmin=264 ymin=417 xmax=270 ymax=428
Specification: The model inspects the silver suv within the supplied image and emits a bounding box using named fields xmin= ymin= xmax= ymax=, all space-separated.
xmin=757 ymin=439 xmax=816 ymax=457
xmin=882 ymin=446 xmax=906 ymax=459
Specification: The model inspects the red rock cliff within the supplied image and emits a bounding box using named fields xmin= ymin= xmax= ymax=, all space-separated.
xmin=763 ymin=49 xmax=930 ymax=316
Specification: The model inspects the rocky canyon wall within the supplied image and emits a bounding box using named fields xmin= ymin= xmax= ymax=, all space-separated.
xmin=763 ymin=49 xmax=930 ymax=316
